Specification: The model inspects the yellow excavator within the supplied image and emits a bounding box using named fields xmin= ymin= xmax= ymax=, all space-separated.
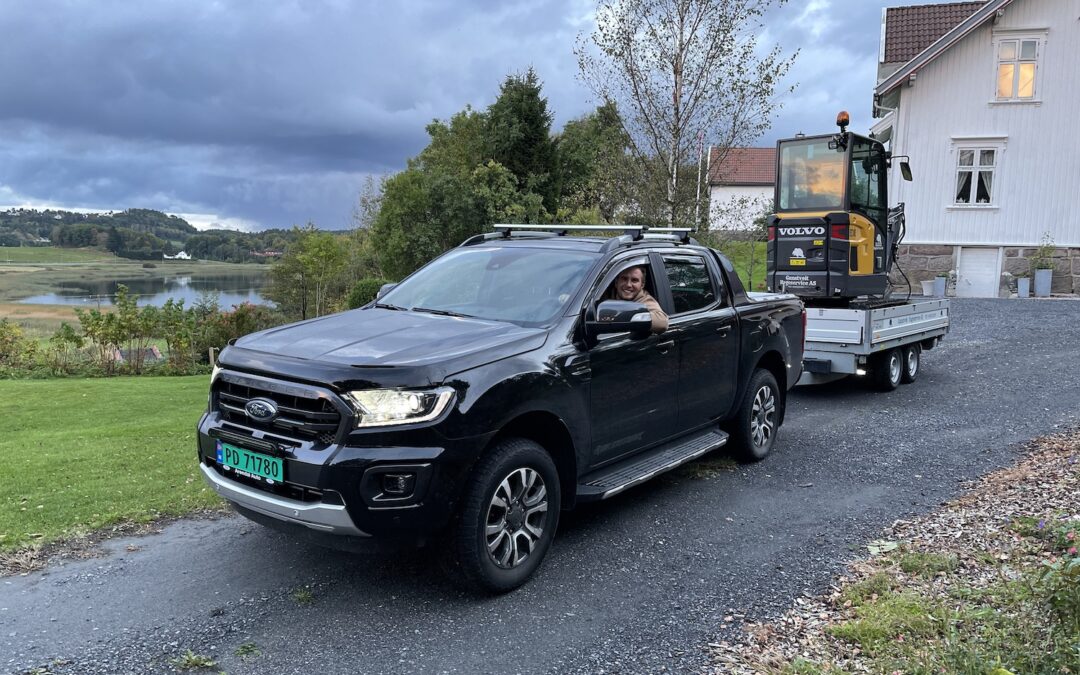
xmin=765 ymin=111 xmax=911 ymax=306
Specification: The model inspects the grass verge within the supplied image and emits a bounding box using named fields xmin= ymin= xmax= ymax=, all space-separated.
xmin=0 ymin=247 xmax=119 ymax=264
xmin=0 ymin=376 xmax=222 ymax=558
xmin=708 ymin=430 xmax=1080 ymax=674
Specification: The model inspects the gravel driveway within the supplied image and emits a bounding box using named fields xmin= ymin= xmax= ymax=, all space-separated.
xmin=3 ymin=297 xmax=1078 ymax=675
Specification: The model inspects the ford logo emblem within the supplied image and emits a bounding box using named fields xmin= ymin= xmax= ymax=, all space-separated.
xmin=245 ymin=398 xmax=278 ymax=421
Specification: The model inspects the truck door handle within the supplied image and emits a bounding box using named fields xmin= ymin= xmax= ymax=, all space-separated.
xmin=716 ymin=326 xmax=731 ymax=337
xmin=656 ymin=340 xmax=674 ymax=354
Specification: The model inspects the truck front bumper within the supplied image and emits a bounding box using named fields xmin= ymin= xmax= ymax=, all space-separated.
xmin=199 ymin=463 xmax=369 ymax=536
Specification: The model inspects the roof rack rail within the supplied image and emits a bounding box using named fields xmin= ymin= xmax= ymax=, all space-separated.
xmin=462 ymin=223 xmax=697 ymax=250
xmin=491 ymin=223 xmax=646 ymax=238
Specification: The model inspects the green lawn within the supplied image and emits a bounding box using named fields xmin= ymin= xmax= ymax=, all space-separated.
xmin=717 ymin=240 xmax=768 ymax=291
xmin=0 ymin=376 xmax=222 ymax=551
xmin=0 ymin=246 xmax=119 ymax=263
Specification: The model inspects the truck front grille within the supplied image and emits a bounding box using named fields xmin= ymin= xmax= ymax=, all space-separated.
xmin=214 ymin=379 xmax=344 ymax=444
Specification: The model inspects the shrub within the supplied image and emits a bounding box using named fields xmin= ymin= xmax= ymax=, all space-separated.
xmin=347 ymin=278 xmax=393 ymax=309
xmin=0 ymin=319 xmax=38 ymax=372
xmin=142 ymin=262 xmax=156 ymax=269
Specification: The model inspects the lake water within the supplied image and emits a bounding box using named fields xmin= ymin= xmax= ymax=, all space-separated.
xmin=18 ymin=273 xmax=270 ymax=308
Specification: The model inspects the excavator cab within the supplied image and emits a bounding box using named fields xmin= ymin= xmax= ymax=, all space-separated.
xmin=766 ymin=111 xmax=911 ymax=304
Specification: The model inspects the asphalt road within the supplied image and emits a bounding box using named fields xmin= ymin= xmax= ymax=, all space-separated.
xmin=4 ymin=297 xmax=1079 ymax=675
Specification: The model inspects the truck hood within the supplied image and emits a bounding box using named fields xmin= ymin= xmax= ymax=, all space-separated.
xmin=220 ymin=307 xmax=548 ymax=389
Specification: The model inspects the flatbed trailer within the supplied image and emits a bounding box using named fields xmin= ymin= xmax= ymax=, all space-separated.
xmin=798 ymin=298 xmax=950 ymax=389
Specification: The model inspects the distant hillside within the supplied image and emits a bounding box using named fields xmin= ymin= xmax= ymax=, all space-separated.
xmin=0 ymin=208 xmax=305 ymax=263
xmin=1 ymin=207 xmax=196 ymax=241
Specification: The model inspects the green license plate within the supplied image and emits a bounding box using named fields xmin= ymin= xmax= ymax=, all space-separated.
xmin=216 ymin=440 xmax=283 ymax=484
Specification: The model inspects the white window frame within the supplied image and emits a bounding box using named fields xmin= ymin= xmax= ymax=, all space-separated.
xmin=947 ymin=137 xmax=1006 ymax=210
xmin=990 ymin=29 xmax=1047 ymax=104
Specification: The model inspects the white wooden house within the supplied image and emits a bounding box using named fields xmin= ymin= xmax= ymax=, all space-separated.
xmin=707 ymin=147 xmax=775 ymax=231
xmin=872 ymin=0 xmax=1080 ymax=297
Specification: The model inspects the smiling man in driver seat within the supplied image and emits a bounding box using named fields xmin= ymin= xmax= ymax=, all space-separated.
xmin=607 ymin=265 xmax=668 ymax=334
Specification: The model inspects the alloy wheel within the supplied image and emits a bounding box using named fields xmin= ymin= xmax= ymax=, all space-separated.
xmin=484 ymin=467 xmax=549 ymax=569
xmin=750 ymin=385 xmax=776 ymax=449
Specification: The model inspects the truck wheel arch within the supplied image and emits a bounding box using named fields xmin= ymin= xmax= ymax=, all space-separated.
xmin=492 ymin=411 xmax=578 ymax=509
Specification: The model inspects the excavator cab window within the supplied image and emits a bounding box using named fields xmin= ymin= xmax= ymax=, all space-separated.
xmin=776 ymin=138 xmax=846 ymax=211
xmin=849 ymin=137 xmax=888 ymax=227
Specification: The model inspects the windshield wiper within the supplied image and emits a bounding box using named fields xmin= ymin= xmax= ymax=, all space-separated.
xmin=374 ymin=302 xmax=406 ymax=311
xmin=412 ymin=307 xmax=474 ymax=318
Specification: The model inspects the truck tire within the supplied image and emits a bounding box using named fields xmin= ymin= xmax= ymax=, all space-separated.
xmin=728 ymin=369 xmax=780 ymax=463
xmin=448 ymin=438 xmax=561 ymax=594
xmin=900 ymin=344 xmax=921 ymax=384
xmin=872 ymin=348 xmax=903 ymax=391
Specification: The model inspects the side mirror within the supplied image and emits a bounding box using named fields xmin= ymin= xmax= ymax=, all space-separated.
xmin=900 ymin=161 xmax=913 ymax=181
xmin=376 ymin=283 xmax=397 ymax=300
xmin=585 ymin=300 xmax=652 ymax=341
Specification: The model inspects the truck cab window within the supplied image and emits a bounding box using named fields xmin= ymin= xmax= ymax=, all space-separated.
xmin=662 ymin=255 xmax=717 ymax=314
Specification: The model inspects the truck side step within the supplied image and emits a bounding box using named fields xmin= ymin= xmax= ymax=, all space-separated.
xmin=576 ymin=429 xmax=729 ymax=501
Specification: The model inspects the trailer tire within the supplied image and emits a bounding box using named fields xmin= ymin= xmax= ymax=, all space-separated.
xmin=900 ymin=344 xmax=921 ymax=384
xmin=728 ymin=369 xmax=780 ymax=462
xmin=871 ymin=348 xmax=903 ymax=391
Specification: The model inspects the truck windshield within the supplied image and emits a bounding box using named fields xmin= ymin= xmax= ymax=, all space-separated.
xmin=379 ymin=246 xmax=598 ymax=326
xmin=777 ymin=138 xmax=846 ymax=211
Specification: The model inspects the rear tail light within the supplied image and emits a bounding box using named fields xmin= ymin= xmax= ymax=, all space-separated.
xmin=831 ymin=224 xmax=848 ymax=240
xmin=767 ymin=226 xmax=775 ymax=241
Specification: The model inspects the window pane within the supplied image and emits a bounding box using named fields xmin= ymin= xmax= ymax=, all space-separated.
xmin=663 ymin=257 xmax=716 ymax=314
xmin=955 ymin=171 xmax=972 ymax=203
xmin=997 ymin=64 xmax=1015 ymax=98
xmin=1018 ymin=63 xmax=1035 ymax=98
xmin=979 ymin=150 xmax=995 ymax=167
xmin=976 ymin=171 xmax=993 ymax=203
xmin=958 ymin=149 xmax=974 ymax=166
xmin=998 ymin=40 xmax=1017 ymax=60
xmin=1020 ymin=40 xmax=1037 ymax=59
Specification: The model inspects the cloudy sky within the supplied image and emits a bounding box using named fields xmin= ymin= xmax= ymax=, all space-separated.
xmin=0 ymin=0 xmax=946 ymax=231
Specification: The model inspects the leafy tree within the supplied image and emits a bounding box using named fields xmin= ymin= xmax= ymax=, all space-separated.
xmin=266 ymin=226 xmax=348 ymax=320
xmin=557 ymin=101 xmax=634 ymax=223
xmin=576 ymin=0 xmax=796 ymax=227
xmin=486 ymin=69 xmax=560 ymax=214
xmin=372 ymin=169 xmax=486 ymax=280
xmin=416 ymin=107 xmax=490 ymax=177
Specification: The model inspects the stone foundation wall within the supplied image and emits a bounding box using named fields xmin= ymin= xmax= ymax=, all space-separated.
xmin=892 ymin=245 xmax=1080 ymax=296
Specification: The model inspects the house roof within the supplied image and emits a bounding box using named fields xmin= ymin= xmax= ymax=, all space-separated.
xmin=876 ymin=0 xmax=1015 ymax=97
xmin=708 ymin=147 xmax=776 ymax=186
xmin=882 ymin=1 xmax=985 ymax=64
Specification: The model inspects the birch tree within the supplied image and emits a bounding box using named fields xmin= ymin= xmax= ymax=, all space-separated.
xmin=576 ymin=0 xmax=795 ymax=227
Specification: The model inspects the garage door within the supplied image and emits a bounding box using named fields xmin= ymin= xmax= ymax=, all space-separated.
xmin=956 ymin=247 xmax=1000 ymax=298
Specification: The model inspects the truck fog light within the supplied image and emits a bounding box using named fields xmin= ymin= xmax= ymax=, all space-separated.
xmin=382 ymin=473 xmax=416 ymax=496
xmin=855 ymin=368 xmax=867 ymax=376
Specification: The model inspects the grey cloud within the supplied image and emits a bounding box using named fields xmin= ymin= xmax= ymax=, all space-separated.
xmin=0 ymin=0 xmax=958 ymax=228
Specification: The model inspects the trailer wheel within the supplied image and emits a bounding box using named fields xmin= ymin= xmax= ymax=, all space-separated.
xmin=871 ymin=348 xmax=903 ymax=391
xmin=900 ymin=344 xmax=921 ymax=384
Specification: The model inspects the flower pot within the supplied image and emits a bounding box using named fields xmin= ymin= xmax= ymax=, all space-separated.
xmin=920 ymin=280 xmax=935 ymax=296
xmin=1017 ymin=277 xmax=1030 ymax=298
xmin=933 ymin=276 xmax=947 ymax=297
xmin=1034 ymin=268 xmax=1052 ymax=297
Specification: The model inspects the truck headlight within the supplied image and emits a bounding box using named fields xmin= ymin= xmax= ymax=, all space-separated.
xmin=345 ymin=387 xmax=455 ymax=427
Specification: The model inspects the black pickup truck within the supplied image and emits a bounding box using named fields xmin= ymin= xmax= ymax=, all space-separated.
xmin=197 ymin=225 xmax=805 ymax=592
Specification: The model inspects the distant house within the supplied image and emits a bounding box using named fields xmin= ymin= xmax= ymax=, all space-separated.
xmin=872 ymin=0 xmax=1080 ymax=297
xmin=707 ymin=146 xmax=775 ymax=231
xmin=163 ymin=251 xmax=192 ymax=260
